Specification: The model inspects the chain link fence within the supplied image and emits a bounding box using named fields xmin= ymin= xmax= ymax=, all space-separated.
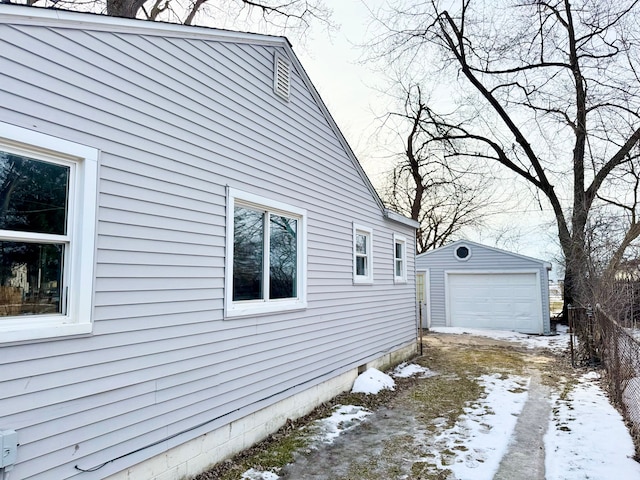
xmin=594 ymin=307 xmax=640 ymax=457
xmin=571 ymin=302 xmax=640 ymax=457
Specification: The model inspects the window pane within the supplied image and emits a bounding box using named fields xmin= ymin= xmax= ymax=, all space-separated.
xmin=395 ymin=259 xmax=403 ymax=277
xmin=0 ymin=241 xmax=63 ymax=316
xmin=0 ymin=151 xmax=69 ymax=235
xmin=233 ymin=207 xmax=264 ymax=301
xmin=416 ymin=274 xmax=425 ymax=302
xmin=356 ymin=233 xmax=367 ymax=254
xmin=270 ymin=215 xmax=297 ymax=299
xmin=356 ymin=256 xmax=366 ymax=276
xmin=395 ymin=242 xmax=403 ymax=260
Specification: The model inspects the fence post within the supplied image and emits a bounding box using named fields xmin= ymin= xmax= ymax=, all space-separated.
xmin=587 ymin=304 xmax=595 ymax=366
xmin=568 ymin=304 xmax=575 ymax=367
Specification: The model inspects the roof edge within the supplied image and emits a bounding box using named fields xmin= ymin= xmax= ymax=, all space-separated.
xmin=1 ymin=5 xmax=398 ymax=224
xmin=0 ymin=4 xmax=287 ymax=46
xmin=284 ymin=46 xmax=390 ymax=217
xmin=417 ymin=239 xmax=552 ymax=269
xmin=384 ymin=209 xmax=420 ymax=229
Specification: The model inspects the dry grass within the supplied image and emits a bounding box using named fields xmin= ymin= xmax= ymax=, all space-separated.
xmin=193 ymin=333 xmax=567 ymax=480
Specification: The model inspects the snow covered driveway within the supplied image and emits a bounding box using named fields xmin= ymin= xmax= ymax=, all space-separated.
xmin=201 ymin=327 xmax=640 ymax=480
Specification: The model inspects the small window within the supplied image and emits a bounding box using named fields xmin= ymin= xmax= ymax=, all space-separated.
xmin=0 ymin=122 xmax=98 ymax=343
xmin=455 ymin=244 xmax=471 ymax=261
xmin=226 ymin=189 xmax=306 ymax=317
xmin=393 ymin=234 xmax=407 ymax=283
xmin=353 ymin=224 xmax=373 ymax=284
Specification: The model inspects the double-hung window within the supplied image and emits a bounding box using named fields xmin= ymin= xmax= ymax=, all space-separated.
xmin=0 ymin=122 xmax=98 ymax=342
xmin=393 ymin=234 xmax=407 ymax=283
xmin=225 ymin=189 xmax=307 ymax=317
xmin=353 ymin=224 xmax=373 ymax=284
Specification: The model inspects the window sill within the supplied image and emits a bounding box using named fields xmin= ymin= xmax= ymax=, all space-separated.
xmin=0 ymin=321 xmax=92 ymax=343
xmin=225 ymin=299 xmax=307 ymax=319
xmin=353 ymin=278 xmax=374 ymax=285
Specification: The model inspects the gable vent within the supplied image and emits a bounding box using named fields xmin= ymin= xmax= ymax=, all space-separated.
xmin=274 ymin=53 xmax=291 ymax=101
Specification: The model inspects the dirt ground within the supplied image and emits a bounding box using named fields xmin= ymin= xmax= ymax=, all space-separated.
xmin=195 ymin=332 xmax=574 ymax=480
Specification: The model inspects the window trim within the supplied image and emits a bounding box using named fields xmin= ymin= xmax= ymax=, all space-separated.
xmin=225 ymin=188 xmax=307 ymax=318
xmin=454 ymin=244 xmax=472 ymax=262
xmin=353 ymin=224 xmax=373 ymax=284
xmin=0 ymin=122 xmax=98 ymax=343
xmin=393 ymin=233 xmax=407 ymax=284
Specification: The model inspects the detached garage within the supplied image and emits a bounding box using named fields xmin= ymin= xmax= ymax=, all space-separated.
xmin=417 ymin=240 xmax=552 ymax=334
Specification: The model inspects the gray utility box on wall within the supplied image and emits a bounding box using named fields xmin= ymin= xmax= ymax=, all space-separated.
xmin=0 ymin=430 xmax=17 ymax=470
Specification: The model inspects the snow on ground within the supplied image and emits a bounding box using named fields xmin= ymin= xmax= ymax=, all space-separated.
xmin=351 ymin=367 xmax=395 ymax=394
xmin=430 ymin=324 xmax=570 ymax=353
xmin=392 ymin=362 xmax=437 ymax=378
xmin=309 ymin=405 xmax=372 ymax=444
xmin=242 ymin=330 xmax=640 ymax=479
xmin=545 ymin=371 xmax=640 ymax=480
xmin=241 ymin=468 xmax=279 ymax=480
xmin=425 ymin=373 xmax=530 ymax=479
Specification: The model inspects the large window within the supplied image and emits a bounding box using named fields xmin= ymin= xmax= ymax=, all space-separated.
xmin=0 ymin=122 xmax=98 ymax=343
xmin=226 ymin=189 xmax=306 ymax=317
xmin=353 ymin=224 xmax=373 ymax=284
xmin=393 ymin=233 xmax=407 ymax=283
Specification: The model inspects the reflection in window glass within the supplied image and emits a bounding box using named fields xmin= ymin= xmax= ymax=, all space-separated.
xmin=233 ymin=207 xmax=264 ymax=301
xmin=0 ymin=241 xmax=63 ymax=316
xmin=0 ymin=151 xmax=69 ymax=235
xmin=456 ymin=246 xmax=470 ymax=259
xmin=356 ymin=234 xmax=367 ymax=254
xmin=355 ymin=232 xmax=369 ymax=278
xmin=269 ymin=215 xmax=297 ymax=299
xmin=395 ymin=242 xmax=404 ymax=277
xmin=356 ymin=256 xmax=366 ymax=276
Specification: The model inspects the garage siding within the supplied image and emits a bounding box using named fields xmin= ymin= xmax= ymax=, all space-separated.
xmin=417 ymin=241 xmax=551 ymax=334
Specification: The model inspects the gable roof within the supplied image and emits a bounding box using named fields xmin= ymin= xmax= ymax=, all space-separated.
xmin=0 ymin=4 xmax=419 ymax=229
xmin=417 ymin=239 xmax=552 ymax=269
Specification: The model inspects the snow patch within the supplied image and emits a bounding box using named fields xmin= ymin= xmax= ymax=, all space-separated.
xmin=241 ymin=468 xmax=280 ymax=480
xmin=392 ymin=362 xmax=437 ymax=378
xmin=430 ymin=326 xmax=569 ymax=353
xmin=544 ymin=371 xmax=640 ymax=480
xmin=424 ymin=374 xmax=530 ymax=479
xmin=351 ymin=368 xmax=395 ymax=394
xmin=310 ymin=405 xmax=372 ymax=444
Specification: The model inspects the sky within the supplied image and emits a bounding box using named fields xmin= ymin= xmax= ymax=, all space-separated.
xmin=290 ymin=1 xmax=563 ymax=277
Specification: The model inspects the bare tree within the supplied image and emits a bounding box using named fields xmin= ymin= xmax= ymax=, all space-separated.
xmin=9 ymin=0 xmax=332 ymax=32
xmin=369 ymin=0 xmax=640 ymax=311
xmin=381 ymin=84 xmax=489 ymax=253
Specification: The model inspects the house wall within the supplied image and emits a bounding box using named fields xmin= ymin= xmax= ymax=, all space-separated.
xmin=416 ymin=242 xmax=550 ymax=333
xmin=0 ymin=9 xmax=417 ymax=480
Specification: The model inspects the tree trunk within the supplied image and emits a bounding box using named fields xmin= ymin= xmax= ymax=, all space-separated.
xmin=107 ymin=0 xmax=146 ymax=18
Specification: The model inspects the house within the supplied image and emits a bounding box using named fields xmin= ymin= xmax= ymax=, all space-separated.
xmin=416 ymin=240 xmax=551 ymax=334
xmin=0 ymin=6 xmax=419 ymax=479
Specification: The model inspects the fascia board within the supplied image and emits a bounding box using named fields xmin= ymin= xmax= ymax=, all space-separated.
xmin=0 ymin=4 xmax=287 ymax=46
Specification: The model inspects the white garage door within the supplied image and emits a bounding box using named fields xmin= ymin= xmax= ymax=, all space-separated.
xmin=447 ymin=272 xmax=542 ymax=334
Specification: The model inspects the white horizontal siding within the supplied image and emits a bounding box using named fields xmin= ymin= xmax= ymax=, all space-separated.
xmin=0 ymin=15 xmax=416 ymax=480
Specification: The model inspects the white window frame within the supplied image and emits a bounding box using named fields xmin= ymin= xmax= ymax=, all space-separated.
xmin=0 ymin=122 xmax=98 ymax=343
xmin=225 ymin=188 xmax=307 ymax=318
xmin=353 ymin=224 xmax=373 ymax=284
xmin=393 ymin=233 xmax=407 ymax=284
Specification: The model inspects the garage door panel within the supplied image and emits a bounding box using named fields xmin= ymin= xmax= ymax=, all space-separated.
xmin=448 ymin=272 xmax=541 ymax=334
